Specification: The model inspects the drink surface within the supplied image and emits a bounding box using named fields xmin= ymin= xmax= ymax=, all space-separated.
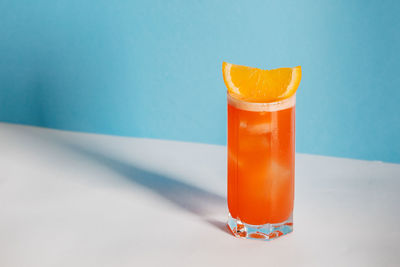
xmin=227 ymin=95 xmax=295 ymax=225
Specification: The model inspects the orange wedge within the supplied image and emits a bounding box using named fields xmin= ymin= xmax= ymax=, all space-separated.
xmin=222 ymin=62 xmax=301 ymax=103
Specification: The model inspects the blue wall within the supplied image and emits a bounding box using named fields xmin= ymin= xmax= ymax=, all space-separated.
xmin=1 ymin=0 xmax=399 ymax=163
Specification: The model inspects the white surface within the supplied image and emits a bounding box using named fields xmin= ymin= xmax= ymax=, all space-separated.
xmin=0 ymin=123 xmax=399 ymax=267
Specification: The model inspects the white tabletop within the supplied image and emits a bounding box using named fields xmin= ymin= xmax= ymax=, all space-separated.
xmin=0 ymin=123 xmax=399 ymax=267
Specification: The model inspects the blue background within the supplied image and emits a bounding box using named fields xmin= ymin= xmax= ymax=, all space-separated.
xmin=1 ymin=0 xmax=399 ymax=163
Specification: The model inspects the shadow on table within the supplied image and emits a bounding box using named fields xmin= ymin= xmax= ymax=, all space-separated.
xmin=67 ymin=141 xmax=227 ymax=216
xmin=18 ymin=127 xmax=230 ymax=235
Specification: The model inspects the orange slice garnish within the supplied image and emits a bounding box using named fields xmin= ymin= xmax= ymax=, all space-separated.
xmin=223 ymin=62 xmax=301 ymax=102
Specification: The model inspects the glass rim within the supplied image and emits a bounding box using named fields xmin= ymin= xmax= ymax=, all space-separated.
xmin=227 ymin=92 xmax=296 ymax=112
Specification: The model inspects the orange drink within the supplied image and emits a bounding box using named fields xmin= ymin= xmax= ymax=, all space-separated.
xmin=223 ymin=62 xmax=301 ymax=240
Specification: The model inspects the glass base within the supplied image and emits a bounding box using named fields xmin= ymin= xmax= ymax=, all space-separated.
xmin=227 ymin=214 xmax=293 ymax=241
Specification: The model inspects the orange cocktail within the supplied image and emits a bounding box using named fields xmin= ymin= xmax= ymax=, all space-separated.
xmin=223 ymin=62 xmax=301 ymax=240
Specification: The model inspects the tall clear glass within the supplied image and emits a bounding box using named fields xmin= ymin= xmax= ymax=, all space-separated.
xmin=227 ymin=93 xmax=295 ymax=240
